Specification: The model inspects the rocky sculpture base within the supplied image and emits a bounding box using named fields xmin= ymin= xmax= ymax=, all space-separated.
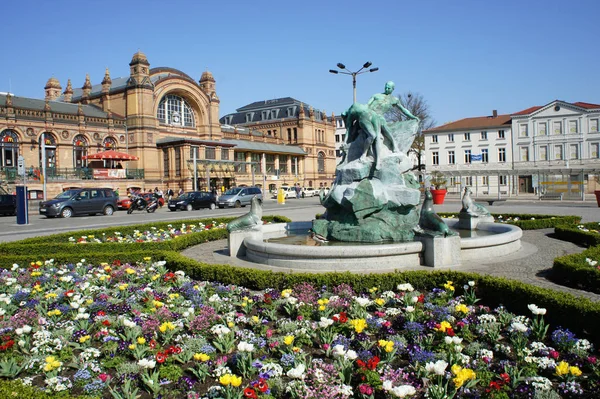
xmin=313 ymin=153 xmax=421 ymax=243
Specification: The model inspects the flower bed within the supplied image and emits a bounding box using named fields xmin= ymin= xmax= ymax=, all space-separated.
xmin=552 ymin=245 xmax=600 ymax=294
xmin=0 ymin=259 xmax=598 ymax=398
xmin=68 ymin=222 xmax=226 ymax=244
xmin=437 ymin=213 xmax=581 ymax=230
xmin=554 ymin=222 xmax=600 ymax=248
xmin=0 ymin=216 xmax=291 ymax=259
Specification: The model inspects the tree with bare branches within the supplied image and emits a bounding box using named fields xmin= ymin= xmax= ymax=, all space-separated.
xmin=386 ymin=91 xmax=436 ymax=171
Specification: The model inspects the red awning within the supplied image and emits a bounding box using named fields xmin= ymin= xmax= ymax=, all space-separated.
xmin=82 ymin=150 xmax=139 ymax=161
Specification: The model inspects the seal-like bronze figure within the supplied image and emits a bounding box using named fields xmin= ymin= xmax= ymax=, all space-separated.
xmin=226 ymin=195 xmax=263 ymax=233
xmin=418 ymin=189 xmax=455 ymax=237
xmin=461 ymin=187 xmax=491 ymax=217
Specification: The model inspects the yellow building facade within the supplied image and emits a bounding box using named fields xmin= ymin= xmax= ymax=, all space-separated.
xmin=0 ymin=51 xmax=336 ymax=198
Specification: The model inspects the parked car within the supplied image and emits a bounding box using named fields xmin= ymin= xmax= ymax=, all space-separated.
xmin=302 ymin=187 xmax=319 ymax=198
xmin=39 ymin=188 xmax=118 ymax=218
xmin=218 ymin=186 xmax=262 ymax=208
xmin=271 ymin=186 xmax=297 ymax=199
xmin=168 ymin=191 xmax=217 ymax=211
xmin=117 ymin=196 xmax=132 ymax=210
xmin=0 ymin=186 xmax=16 ymax=216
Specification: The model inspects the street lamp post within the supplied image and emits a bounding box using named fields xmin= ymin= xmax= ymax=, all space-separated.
xmin=329 ymin=62 xmax=379 ymax=103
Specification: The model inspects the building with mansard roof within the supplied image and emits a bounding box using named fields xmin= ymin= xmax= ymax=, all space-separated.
xmin=220 ymin=96 xmax=336 ymax=191
xmin=0 ymin=51 xmax=335 ymax=200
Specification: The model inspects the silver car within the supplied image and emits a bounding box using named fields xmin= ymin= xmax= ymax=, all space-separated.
xmin=217 ymin=187 xmax=263 ymax=208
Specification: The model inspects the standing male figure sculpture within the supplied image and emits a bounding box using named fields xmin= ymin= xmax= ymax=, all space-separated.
xmin=342 ymin=81 xmax=420 ymax=169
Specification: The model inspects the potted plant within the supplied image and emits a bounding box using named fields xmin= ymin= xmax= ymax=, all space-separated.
xmin=429 ymin=171 xmax=448 ymax=205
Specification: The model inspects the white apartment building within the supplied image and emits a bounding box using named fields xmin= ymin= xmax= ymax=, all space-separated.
xmin=423 ymin=111 xmax=514 ymax=197
xmin=334 ymin=116 xmax=346 ymax=164
xmin=423 ymin=102 xmax=600 ymax=199
xmin=510 ymin=100 xmax=600 ymax=198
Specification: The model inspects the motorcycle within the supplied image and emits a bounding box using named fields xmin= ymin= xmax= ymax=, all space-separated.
xmin=127 ymin=195 xmax=148 ymax=214
xmin=146 ymin=196 xmax=160 ymax=213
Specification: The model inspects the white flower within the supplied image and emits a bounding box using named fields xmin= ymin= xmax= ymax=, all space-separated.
xmin=237 ymin=341 xmax=255 ymax=352
xmin=405 ymin=306 xmax=415 ymax=313
xmin=354 ymin=297 xmax=371 ymax=307
xmin=468 ymin=281 xmax=475 ymax=287
xmin=210 ymin=324 xmax=231 ymax=337
xmin=397 ymin=283 xmax=414 ymax=292
xmin=382 ymin=380 xmax=393 ymax=391
xmin=332 ymin=344 xmax=346 ymax=358
xmin=287 ymin=296 xmax=298 ymax=305
xmin=528 ymin=304 xmax=547 ymax=315
xmin=339 ymin=384 xmax=353 ymax=396
xmin=511 ymin=321 xmax=528 ymax=333
xmin=425 ymin=360 xmax=448 ymax=375
xmin=318 ymin=317 xmax=334 ymax=328
xmin=138 ymin=358 xmax=156 ymax=368
xmin=122 ymin=318 xmax=136 ymax=328
xmin=346 ymin=349 xmax=357 ymax=360
xmin=286 ymin=364 xmax=306 ymax=379
xmin=391 ymin=385 xmax=416 ymax=398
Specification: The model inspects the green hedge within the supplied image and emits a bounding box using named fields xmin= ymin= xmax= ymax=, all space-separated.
xmin=438 ymin=213 xmax=581 ymax=230
xmin=552 ymin=245 xmax=600 ymax=294
xmin=554 ymin=222 xmax=600 ymax=247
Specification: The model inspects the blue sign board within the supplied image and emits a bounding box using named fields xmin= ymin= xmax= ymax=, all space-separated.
xmin=470 ymin=154 xmax=482 ymax=161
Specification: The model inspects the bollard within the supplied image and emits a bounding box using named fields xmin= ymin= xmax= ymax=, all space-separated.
xmin=277 ymin=188 xmax=285 ymax=205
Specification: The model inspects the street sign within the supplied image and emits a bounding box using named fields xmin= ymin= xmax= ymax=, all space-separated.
xmin=17 ymin=155 xmax=25 ymax=176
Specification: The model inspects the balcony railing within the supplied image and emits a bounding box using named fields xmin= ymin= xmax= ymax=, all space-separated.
xmin=1 ymin=167 xmax=145 ymax=182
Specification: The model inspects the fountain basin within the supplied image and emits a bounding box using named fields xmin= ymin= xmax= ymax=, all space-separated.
xmin=243 ymin=220 xmax=522 ymax=271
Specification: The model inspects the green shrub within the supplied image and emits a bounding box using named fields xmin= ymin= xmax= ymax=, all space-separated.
xmin=554 ymin=222 xmax=600 ymax=247
xmin=552 ymin=246 xmax=600 ymax=294
xmin=438 ymin=213 xmax=581 ymax=230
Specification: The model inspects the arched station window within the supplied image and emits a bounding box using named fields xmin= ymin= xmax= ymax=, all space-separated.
xmin=103 ymin=136 xmax=117 ymax=150
xmin=39 ymin=133 xmax=57 ymax=169
xmin=73 ymin=135 xmax=89 ymax=168
xmin=157 ymin=94 xmax=195 ymax=127
xmin=0 ymin=130 xmax=19 ymax=167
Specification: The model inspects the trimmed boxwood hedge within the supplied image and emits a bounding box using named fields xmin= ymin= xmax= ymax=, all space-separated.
xmin=437 ymin=213 xmax=581 ymax=230
xmin=552 ymin=245 xmax=600 ymax=294
xmin=554 ymin=222 xmax=600 ymax=247
xmin=1 ymin=214 xmax=599 ymax=345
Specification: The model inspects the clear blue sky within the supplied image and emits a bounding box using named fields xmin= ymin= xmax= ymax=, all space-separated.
xmin=2 ymin=0 xmax=598 ymax=126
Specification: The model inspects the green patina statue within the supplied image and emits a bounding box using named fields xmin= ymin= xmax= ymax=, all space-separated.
xmin=343 ymin=81 xmax=420 ymax=169
xmin=418 ymin=189 xmax=456 ymax=237
xmin=226 ymin=196 xmax=263 ymax=233
xmin=312 ymin=81 xmax=423 ymax=243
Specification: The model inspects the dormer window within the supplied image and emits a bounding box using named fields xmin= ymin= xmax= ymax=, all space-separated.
xmin=287 ymin=106 xmax=296 ymax=117
xmin=272 ymin=109 xmax=279 ymax=119
xmin=246 ymin=113 xmax=254 ymax=122
xmin=262 ymin=111 xmax=269 ymax=120
xmin=157 ymin=95 xmax=195 ymax=127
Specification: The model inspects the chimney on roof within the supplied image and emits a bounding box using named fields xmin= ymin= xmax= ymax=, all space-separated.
xmin=492 ymin=110 xmax=498 ymax=118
